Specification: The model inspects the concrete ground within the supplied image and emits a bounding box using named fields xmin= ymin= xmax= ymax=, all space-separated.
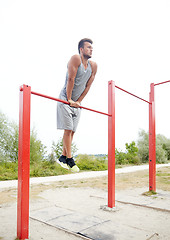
xmin=0 ymin=164 xmax=170 ymax=240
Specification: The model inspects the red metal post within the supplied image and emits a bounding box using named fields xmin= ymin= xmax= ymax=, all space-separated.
xmin=108 ymin=80 xmax=115 ymax=208
xmin=149 ymin=83 xmax=156 ymax=191
xmin=17 ymin=85 xmax=31 ymax=239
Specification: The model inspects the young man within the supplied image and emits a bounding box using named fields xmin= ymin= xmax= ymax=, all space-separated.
xmin=57 ymin=38 xmax=97 ymax=172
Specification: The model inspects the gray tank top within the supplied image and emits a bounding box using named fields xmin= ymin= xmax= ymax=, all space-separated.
xmin=59 ymin=60 xmax=92 ymax=102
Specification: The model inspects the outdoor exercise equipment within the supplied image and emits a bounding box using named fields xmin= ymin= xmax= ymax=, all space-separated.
xmin=17 ymin=80 xmax=170 ymax=239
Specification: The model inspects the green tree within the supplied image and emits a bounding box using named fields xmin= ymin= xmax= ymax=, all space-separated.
xmin=115 ymin=149 xmax=127 ymax=165
xmin=115 ymin=141 xmax=140 ymax=165
xmin=137 ymin=129 xmax=168 ymax=164
xmin=0 ymin=112 xmax=18 ymax=162
xmin=0 ymin=111 xmax=47 ymax=163
xmin=0 ymin=111 xmax=9 ymax=161
xmin=125 ymin=141 xmax=140 ymax=164
xmin=156 ymin=134 xmax=169 ymax=163
xmin=137 ymin=129 xmax=149 ymax=163
xmin=30 ymin=128 xmax=47 ymax=164
xmin=7 ymin=122 xmax=19 ymax=162
xmin=156 ymin=134 xmax=170 ymax=160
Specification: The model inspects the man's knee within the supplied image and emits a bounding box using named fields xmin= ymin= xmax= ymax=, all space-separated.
xmin=64 ymin=129 xmax=73 ymax=137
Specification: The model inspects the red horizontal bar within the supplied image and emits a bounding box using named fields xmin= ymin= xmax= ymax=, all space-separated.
xmin=30 ymin=91 xmax=111 ymax=117
xmin=115 ymin=85 xmax=150 ymax=104
xmin=31 ymin=91 xmax=68 ymax=104
xmin=154 ymin=80 xmax=170 ymax=86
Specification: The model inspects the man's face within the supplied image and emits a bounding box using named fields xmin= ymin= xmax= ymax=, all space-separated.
xmin=81 ymin=42 xmax=93 ymax=59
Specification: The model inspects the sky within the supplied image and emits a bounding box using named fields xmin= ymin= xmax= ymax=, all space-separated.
xmin=0 ymin=0 xmax=170 ymax=155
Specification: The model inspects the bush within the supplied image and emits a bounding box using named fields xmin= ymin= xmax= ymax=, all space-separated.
xmin=115 ymin=141 xmax=140 ymax=165
xmin=125 ymin=141 xmax=140 ymax=164
xmin=115 ymin=149 xmax=128 ymax=165
xmin=0 ymin=160 xmax=70 ymax=180
xmin=30 ymin=161 xmax=68 ymax=177
xmin=76 ymin=154 xmax=108 ymax=171
xmin=0 ymin=161 xmax=18 ymax=180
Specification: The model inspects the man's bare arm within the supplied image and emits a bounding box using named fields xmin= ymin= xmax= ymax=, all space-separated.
xmin=77 ymin=61 xmax=97 ymax=104
xmin=66 ymin=55 xmax=81 ymax=107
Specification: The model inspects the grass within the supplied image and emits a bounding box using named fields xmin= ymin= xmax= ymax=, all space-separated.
xmin=0 ymin=159 xmax=169 ymax=193
xmin=0 ymin=157 xmax=108 ymax=181
xmin=48 ymin=166 xmax=170 ymax=191
xmin=31 ymin=166 xmax=170 ymax=192
xmin=0 ymin=161 xmax=18 ymax=180
xmin=0 ymin=166 xmax=169 ymax=205
xmin=76 ymin=154 xmax=108 ymax=171
xmin=142 ymin=190 xmax=157 ymax=196
xmin=27 ymin=166 xmax=170 ymax=202
xmin=29 ymin=161 xmax=69 ymax=177
xmin=0 ymin=161 xmax=69 ymax=181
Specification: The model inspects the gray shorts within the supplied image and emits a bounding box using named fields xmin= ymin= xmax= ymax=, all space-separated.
xmin=57 ymin=102 xmax=81 ymax=132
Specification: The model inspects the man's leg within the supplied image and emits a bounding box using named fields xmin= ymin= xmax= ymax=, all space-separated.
xmin=57 ymin=130 xmax=74 ymax=170
xmin=62 ymin=130 xmax=74 ymax=158
xmin=62 ymin=129 xmax=79 ymax=172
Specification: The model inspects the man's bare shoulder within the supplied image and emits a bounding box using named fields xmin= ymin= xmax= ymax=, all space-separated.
xmin=68 ymin=54 xmax=81 ymax=67
xmin=89 ymin=60 xmax=97 ymax=72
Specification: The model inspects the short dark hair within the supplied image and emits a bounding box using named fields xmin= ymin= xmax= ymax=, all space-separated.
xmin=78 ymin=38 xmax=93 ymax=54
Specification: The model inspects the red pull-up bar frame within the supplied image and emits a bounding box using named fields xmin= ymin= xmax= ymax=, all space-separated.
xmin=115 ymin=84 xmax=156 ymax=191
xmin=17 ymin=81 xmax=115 ymax=239
xmin=17 ymin=80 xmax=169 ymax=239
xmin=149 ymin=79 xmax=170 ymax=191
xmin=30 ymin=90 xmax=111 ymax=117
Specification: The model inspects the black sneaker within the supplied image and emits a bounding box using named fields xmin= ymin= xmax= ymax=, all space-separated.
xmin=57 ymin=155 xmax=69 ymax=169
xmin=67 ymin=158 xmax=80 ymax=173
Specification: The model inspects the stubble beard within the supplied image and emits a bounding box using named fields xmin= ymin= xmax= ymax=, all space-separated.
xmin=83 ymin=54 xmax=92 ymax=60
